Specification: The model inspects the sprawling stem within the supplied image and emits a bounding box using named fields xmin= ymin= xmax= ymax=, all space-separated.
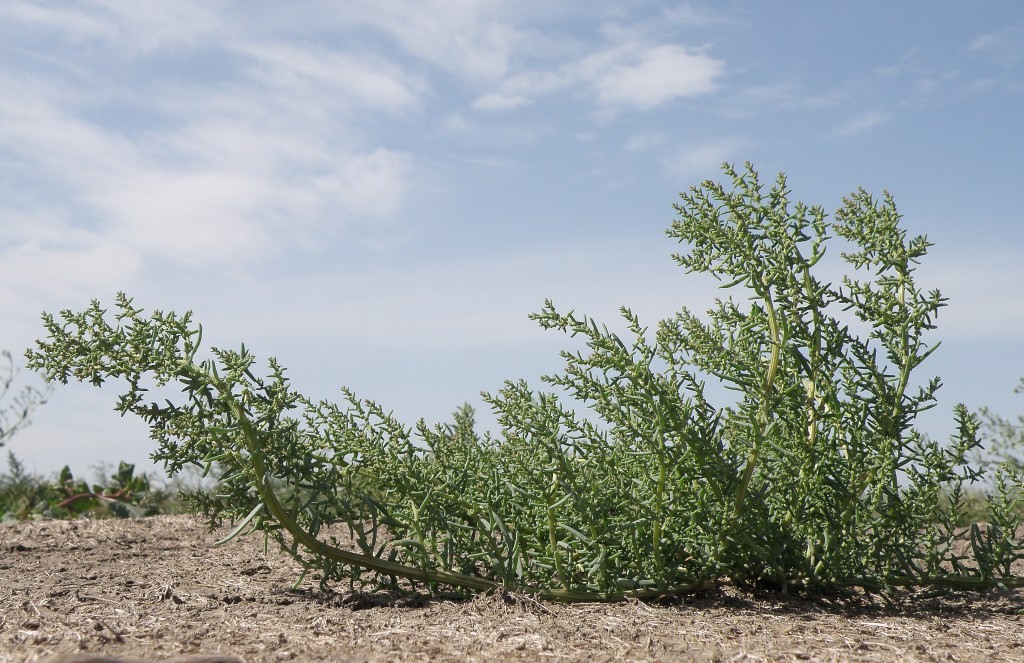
xmin=210 ymin=366 xmax=725 ymax=602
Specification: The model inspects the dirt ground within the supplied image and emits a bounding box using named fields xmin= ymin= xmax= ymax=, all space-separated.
xmin=2 ymin=515 xmax=1023 ymax=663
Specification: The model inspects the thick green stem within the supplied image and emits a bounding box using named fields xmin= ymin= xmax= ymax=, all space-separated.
xmin=211 ymin=371 xmax=497 ymax=593
xmin=733 ymin=283 xmax=781 ymax=517
xmin=547 ymin=473 xmax=569 ymax=590
xmin=651 ymin=396 xmax=668 ymax=585
xmin=800 ymin=261 xmax=823 ymax=451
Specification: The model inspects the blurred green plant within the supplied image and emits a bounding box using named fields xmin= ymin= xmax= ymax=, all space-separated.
xmin=1 ymin=349 xmax=49 ymax=448
xmin=0 ymin=452 xmax=49 ymax=521
xmin=24 ymin=163 xmax=1024 ymax=600
xmin=978 ymin=377 xmax=1024 ymax=474
xmin=50 ymin=459 xmax=159 ymax=518
xmin=0 ymin=452 xmax=186 ymax=521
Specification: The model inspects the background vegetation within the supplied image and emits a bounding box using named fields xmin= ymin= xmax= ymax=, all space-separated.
xmin=0 ymin=348 xmax=48 ymax=449
xmin=0 ymin=452 xmax=190 ymax=522
xmin=1 ymin=349 xmax=191 ymax=520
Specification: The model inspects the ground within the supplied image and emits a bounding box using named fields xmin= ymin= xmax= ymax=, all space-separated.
xmin=1 ymin=515 xmax=1022 ymax=662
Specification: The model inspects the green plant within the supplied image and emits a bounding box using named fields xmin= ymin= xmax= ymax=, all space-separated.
xmin=1 ymin=349 xmax=49 ymax=448
xmin=0 ymin=451 xmax=181 ymax=521
xmin=25 ymin=163 xmax=1024 ymax=600
xmin=49 ymin=460 xmax=161 ymax=518
xmin=978 ymin=377 xmax=1024 ymax=474
xmin=0 ymin=451 xmax=50 ymax=521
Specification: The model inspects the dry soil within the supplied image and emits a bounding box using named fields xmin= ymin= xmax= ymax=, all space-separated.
xmin=2 ymin=515 xmax=1023 ymax=662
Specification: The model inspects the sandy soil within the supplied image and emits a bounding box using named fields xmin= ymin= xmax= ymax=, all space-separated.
xmin=2 ymin=515 xmax=1023 ymax=662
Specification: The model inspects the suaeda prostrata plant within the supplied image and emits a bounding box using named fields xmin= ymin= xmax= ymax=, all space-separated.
xmin=26 ymin=163 xmax=1024 ymax=601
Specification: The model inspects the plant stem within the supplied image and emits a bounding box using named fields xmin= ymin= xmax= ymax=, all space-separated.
xmin=733 ymin=283 xmax=781 ymax=517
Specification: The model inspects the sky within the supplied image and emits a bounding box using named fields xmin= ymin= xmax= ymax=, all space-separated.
xmin=1 ymin=1 xmax=1023 ymax=479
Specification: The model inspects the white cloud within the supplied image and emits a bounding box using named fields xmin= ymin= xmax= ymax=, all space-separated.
xmin=968 ymin=33 xmax=1001 ymax=52
xmin=474 ymin=42 xmax=724 ymax=113
xmin=93 ymin=170 xmax=274 ymax=264
xmin=965 ymin=26 xmax=1023 ymax=91
xmin=0 ymin=71 xmax=416 ymax=268
xmin=214 ymin=241 xmax=718 ymax=354
xmin=664 ymin=138 xmax=746 ymax=182
xmin=0 ymin=209 xmax=143 ymax=348
xmin=0 ymin=0 xmax=219 ymax=52
xmin=472 ymin=92 xmax=532 ymax=111
xmin=0 ymin=232 xmax=140 ymax=302
xmin=331 ymin=0 xmax=525 ymax=81
xmin=0 ymin=1 xmax=111 ymax=42
xmin=918 ymin=251 xmax=1024 ymax=341
xmin=471 ymin=68 xmax=569 ymax=111
xmin=662 ymin=3 xmax=732 ymax=30
xmin=625 ymin=131 xmax=667 ymax=151
xmin=235 ymin=42 xmax=426 ymax=114
xmin=834 ymin=111 xmax=889 ymax=136
xmin=967 ymin=26 xmax=1022 ymax=65
xmin=91 ymin=0 xmax=220 ymax=51
xmin=732 ymin=82 xmax=849 ymax=113
xmin=590 ymin=44 xmax=722 ymax=108
xmin=309 ymin=149 xmax=413 ymax=221
xmin=0 ymin=13 xmax=425 ymax=273
xmin=0 ymin=72 xmax=134 ymax=181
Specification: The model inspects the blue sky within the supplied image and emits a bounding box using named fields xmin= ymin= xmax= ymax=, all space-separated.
xmin=2 ymin=1 xmax=1023 ymax=477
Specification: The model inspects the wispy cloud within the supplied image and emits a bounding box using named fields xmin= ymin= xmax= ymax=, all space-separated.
xmin=0 ymin=206 xmax=141 ymax=344
xmin=625 ymin=131 xmax=667 ymax=151
xmin=968 ymin=26 xmax=1023 ymax=65
xmin=0 ymin=1 xmax=112 ymax=42
xmin=470 ymin=68 xmax=567 ymax=111
xmin=589 ymin=44 xmax=722 ymax=108
xmin=0 ymin=10 xmax=425 ymax=280
xmin=326 ymin=0 xmax=527 ymax=81
xmin=473 ymin=41 xmax=724 ymax=113
xmin=0 ymin=0 xmax=220 ymax=52
xmin=235 ymin=42 xmax=427 ymax=115
xmin=215 ymin=242 xmax=721 ymax=353
xmin=918 ymin=250 xmax=1024 ymax=340
xmin=730 ymin=81 xmax=851 ymax=114
xmin=662 ymin=3 xmax=735 ymax=30
xmin=834 ymin=110 xmax=889 ymax=136
xmin=0 ymin=6 xmax=436 ymax=360
xmin=965 ymin=25 xmax=1023 ymax=92
xmin=471 ymin=92 xmax=532 ymax=111
xmin=664 ymin=137 xmax=746 ymax=182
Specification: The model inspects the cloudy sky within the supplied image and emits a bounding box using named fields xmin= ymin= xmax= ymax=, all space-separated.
xmin=2 ymin=1 xmax=1023 ymax=477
